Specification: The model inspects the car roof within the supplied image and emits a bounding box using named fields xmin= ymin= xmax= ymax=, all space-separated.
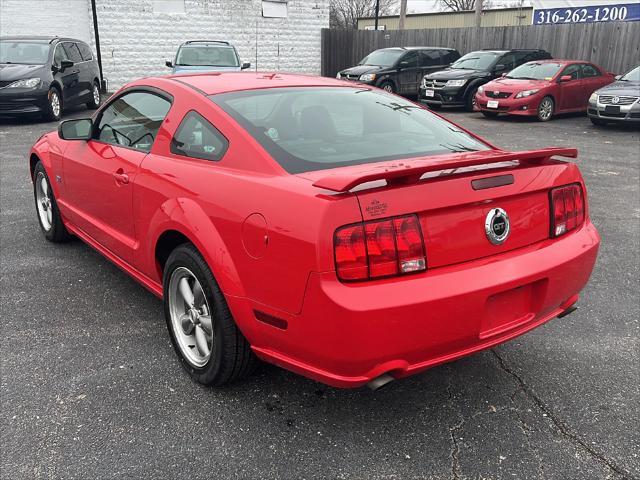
xmin=527 ymin=59 xmax=588 ymax=65
xmin=377 ymin=46 xmax=454 ymax=51
xmin=167 ymin=72 xmax=358 ymax=96
xmin=0 ymin=36 xmax=83 ymax=44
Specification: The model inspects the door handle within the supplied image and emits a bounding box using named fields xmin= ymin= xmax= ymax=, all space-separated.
xmin=113 ymin=170 xmax=129 ymax=184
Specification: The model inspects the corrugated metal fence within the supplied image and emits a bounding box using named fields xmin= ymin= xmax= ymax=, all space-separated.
xmin=321 ymin=22 xmax=640 ymax=77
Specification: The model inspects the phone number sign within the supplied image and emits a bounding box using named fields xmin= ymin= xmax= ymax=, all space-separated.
xmin=533 ymin=3 xmax=640 ymax=24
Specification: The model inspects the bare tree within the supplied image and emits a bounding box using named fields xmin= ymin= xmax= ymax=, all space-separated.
xmin=330 ymin=0 xmax=396 ymax=29
xmin=438 ymin=0 xmax=494 ymax=11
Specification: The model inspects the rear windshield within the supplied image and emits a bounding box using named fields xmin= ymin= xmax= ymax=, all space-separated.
xmin=507 ymin=62 xmax=563 ymax=80
xmin=0 ymin=41 xmax=50 ymax=65
xmin=359 ymin=49 xmax=404 ymax=67
xmin=176 ymin=45 xmax=238 ymax=67
xmin=211 ymin=87 xmax=490 ymax=174
xmin=451 ymin=52 xmax=501 ymax=70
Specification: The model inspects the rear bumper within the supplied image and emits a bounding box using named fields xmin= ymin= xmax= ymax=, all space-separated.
xmin=230 ymin=221 xmax=600 ymax=388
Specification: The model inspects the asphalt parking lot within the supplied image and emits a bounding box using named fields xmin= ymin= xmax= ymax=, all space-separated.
xmin=1 ymin=107 xmax=638 ymax=480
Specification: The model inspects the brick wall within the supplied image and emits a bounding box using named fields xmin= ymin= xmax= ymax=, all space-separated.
xmin=1 ymin=0 xmax=330 ymax=89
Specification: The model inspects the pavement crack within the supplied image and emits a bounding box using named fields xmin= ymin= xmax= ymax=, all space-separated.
xmin=446 ymin=372 xmax=464 ymax=480
xmin=491 ymin=349 xmax=634 ymax=479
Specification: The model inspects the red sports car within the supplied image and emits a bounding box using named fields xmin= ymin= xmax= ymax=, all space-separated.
xmin=29 ymin=72 xmax=600 ymax=389
xmin=476 ymin=60 xmax=614 ymax=121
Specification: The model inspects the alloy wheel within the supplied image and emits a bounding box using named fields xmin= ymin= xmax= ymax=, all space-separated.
xmin=35 ymin=172 xmax=53 ymax=231
xmin=168 ymin=267 xmax=214 ymax=368
xmin=383 ymin=84 xmax=393 ymax=93
xmin=50 ymin=91 xmax=60 ymax=118
xmin=92 ymin=84 xmax=101 ymax=105
xmin=538 ymin=98 xmax=553 ymax=121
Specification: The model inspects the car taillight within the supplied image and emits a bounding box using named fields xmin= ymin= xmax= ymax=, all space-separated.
xmin=335 ymin=214 xmax=426 ymax=281
xmin=550 ymin=184 xmax=585 ymax=238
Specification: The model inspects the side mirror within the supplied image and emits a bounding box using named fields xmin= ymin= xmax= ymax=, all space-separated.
xmin=559 ymin=75 xmax=572 ymax=83
xmin=494 ymin=64 xmax=506 ymax=73
xmin=165 ymin=60 xmax=173 ymax=68
xmin=614 ymin=74 xmax=622 ymax=80
xmin=59 ymin=60 xmax=74 ymax=71
xmin=58 ymin=118 xmax=93 ymax=141
xmin=241 ymin=62 xmax=251 ymax=70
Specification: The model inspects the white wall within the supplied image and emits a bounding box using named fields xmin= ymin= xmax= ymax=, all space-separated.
xmin=1 ymin=0 xmax=330 ymax=89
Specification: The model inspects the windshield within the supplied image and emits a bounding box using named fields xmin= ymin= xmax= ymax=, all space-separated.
xmin=451 ymin=52 xmax=500 ymax=70
xmin=358 ymin=49 xmax=403 ymax=67
xmin=211 ymin=87 xmax=490 ymax=174
xmin=0 ymin=41 xmax=50 ymax=64
xmin=621 ymin=66 xmax=640 ymax=81
xmin=176 ymin=45 xmax=239 ymax=67
xmin=506 ymin=62 xmax=563 ymax=80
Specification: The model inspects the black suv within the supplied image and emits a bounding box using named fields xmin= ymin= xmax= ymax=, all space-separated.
xmin=0 ymin=36 xmax=102 ymax=121
xmin=337 ymin=47 xmax=460 ymax=96
xmin=419 ymin=49 xmax=552 ymax=111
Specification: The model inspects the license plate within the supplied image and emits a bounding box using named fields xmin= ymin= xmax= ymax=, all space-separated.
xmin=487 ymin=100 xmax=499 ymax=109
xmin=425 ymin=89 xmax=435 ymax=97
xmin=605 ymin=105 xmax=621 ymax=114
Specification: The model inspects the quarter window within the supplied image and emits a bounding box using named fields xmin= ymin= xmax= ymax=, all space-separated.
xmin=62 ymin=42 xmax=83 ymax=63
xmin=53 ymin=44 xmax=69 ymax=66
xmin=171 ymin=111 xmax=228 ymax=161
xmin=96 ymin=91 xmax=171 ymax=153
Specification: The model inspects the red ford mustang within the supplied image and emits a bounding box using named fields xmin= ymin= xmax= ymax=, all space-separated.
xmin=476 ymin=60 xmax=614 ymax=121
xmin=29 ymin=72 xmax=600 ymax=389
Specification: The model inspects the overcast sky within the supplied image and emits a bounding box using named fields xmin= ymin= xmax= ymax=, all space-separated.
xmin=401 ymin=0 xmax=532 ymax=13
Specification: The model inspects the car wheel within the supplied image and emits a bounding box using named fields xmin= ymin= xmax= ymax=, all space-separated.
xmin=86 ymin=81 xmax=101 ymax=110
xmin=43 ymin=87 xmax=62 ymax=121
xmin=537 ymin=96 xmax=554 ymax=122
xmin=590 ymin=117 xmax=607 ymax=126
xmin=379 ymin=81 xmax=395 ymax=93
xmin=465 ymin=87 xmax=478 ymax=112
xmin=163 ymin=244 xmax=258 ymax=386
xmin=481 ymin=111 xmax=499 ymax=118
xmin=33 ymin=162 xmax=70 ymax=242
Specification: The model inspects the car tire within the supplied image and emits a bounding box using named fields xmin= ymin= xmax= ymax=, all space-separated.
xmin=590 ymin=117 xmax=607 ymax=126
xmin=537 ymin=96 xmax=554 ymax=122
xmin=481 ymin=111 xmax=499 ymax=118
xmin=86 ymin=81 xmax=101 ymax=110
xmin=163 ymin=243 xmax=258 ymax=386
xmin=465 ymin=87 xmax=479 ymax=112
xmin=379 ymin=81 xmax=395 ymax=94
xmin=43 ymin=87 xmax=62 ymax=121
xmin=33 ymin=162 xmax=71 ymax=242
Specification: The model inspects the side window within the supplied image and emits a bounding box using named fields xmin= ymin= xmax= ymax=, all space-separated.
xmin=561 ymin=64 xmax=581 ymax=80
xmin=53 ymin=44 xmax=69 ymax=66
xmin=582 ymin=64 xmax=601 ymax=78
xmin=62 ymin=42 xmax=83 ymax=63
xmin=77 ymin=43 xmax=93 ymax=61
xmin=398 ymin=51 xmax=418 ymax=68
xmin=442 ymin=50 xmax=459 ymax=64
xmin=499 ymin=53 xmax=516 ymax=71
xmin=513 ymin=51 xmax=531 ymax=67
xmin=419 ymin=50 xmax=442 ymax=67
xmin=171 ymin=111 xmax=229 ymax=161
xmin=96 ymin=91 xmax=171 ymax=153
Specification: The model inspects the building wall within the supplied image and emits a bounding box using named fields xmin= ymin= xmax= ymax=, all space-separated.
xmin=358 ymin=8 xmax=533 ymax=30
xmin=0 ymin=0 xmax=330 ymax=89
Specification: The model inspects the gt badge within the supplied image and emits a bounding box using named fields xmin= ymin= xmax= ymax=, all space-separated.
xmin=485 ymin=208 xmax=510 ymax=245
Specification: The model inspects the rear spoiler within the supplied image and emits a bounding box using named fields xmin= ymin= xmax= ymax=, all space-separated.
xmin=312 ymin=147 xmax=578 ymax=193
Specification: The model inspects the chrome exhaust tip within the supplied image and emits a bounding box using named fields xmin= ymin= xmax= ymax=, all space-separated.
xmin=367 ymin=373 xmax=395 ymax=391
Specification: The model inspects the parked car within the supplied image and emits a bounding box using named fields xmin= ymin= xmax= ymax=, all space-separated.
xmin=475 ymin=60 xmax=614 ymax=121
xmin=0 ymin=36 xmax=101 ymax=121
xmin=588 ymin=65 xmax=640 ymax=126
xmin=29 ymin=72 xmax=599 ymax=389
xmin=336 ymin=47 xmax=460 ymax=96
xmin=419 ymin=49 xmax=552 ymax=111
xmin=165 ymin=40 xmax=250 ymax=73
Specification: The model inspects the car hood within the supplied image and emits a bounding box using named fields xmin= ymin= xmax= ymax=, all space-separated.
xmin=0 ymin=63 xmax=45 ymax=82
xmin=595 ymin=80 xmax=640 ymax=96
xmin=483 ymin=77 xmax=550 ymax=92
xmin=339 ymin=65 xmax=385 ymax=76
xmin=425 ymin=68 xmax=488 ymax=80
xmin=172 ymin=65 xmax=241 ymax=74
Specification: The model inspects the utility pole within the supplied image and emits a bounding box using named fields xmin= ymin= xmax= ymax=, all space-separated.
xmin=374 ymin=0 xmax=380 ymax=30
xmin=398 ymin=0 xmax=407 ymax=30
xmin=475 ymin=0 xmax=483 ymax=30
